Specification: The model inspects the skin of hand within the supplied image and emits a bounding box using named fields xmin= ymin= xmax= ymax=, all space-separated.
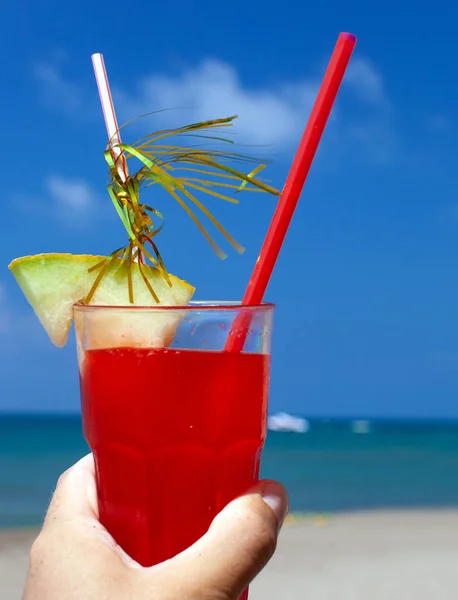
xmin=23 ymin=455 xmax=289 ymax=600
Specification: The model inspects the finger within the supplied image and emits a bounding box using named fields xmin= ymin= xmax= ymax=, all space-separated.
xmin=44 ymin=453 xmax=99 ymax=525
xmin=26 ymin=456 xmax=131 ymax=598
xmin=160 ymin=480 xmax=289 ymax=599
xmin=38 ymin=454 xmax=124 ymax=560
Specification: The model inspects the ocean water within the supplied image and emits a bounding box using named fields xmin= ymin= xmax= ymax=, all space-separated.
xmin=1 ymin=416 xmax=458 ymax=528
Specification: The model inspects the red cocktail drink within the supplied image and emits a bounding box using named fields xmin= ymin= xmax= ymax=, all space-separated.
xmin=81 ymin=347 xmax=269 ymax=565
xmin=75 ymin=302 xmax=273 ymax=571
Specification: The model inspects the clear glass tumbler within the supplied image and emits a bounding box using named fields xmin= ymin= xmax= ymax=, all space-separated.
xmin=74 ymin=301 xmax=274 ymax=597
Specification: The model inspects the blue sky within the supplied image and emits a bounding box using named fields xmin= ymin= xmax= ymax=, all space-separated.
xmin=2 ymin=2 xmax=458 ymax=418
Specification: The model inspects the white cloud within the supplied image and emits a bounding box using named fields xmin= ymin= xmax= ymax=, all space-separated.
xmin=115 ymin=59 xmax=319 ymax=149
xmin=114 ymin=57 xmax=394 ymax=164
xmin=45 ymin=175 xmax=101 ymax=228
xmin=344 ymin=57 xmax=389 ymax=107
xmin=34 ymin=54 xmax=394 ymax=164
xmin=335 ymin=57 xmax=395 ymax=165
xmin=15 ymin=176 xmax=102 ymax=230
xmin=46 ymin=176 xmax=97 ymax=212
xmin=34 ymin=63 xmax=83 ymax=114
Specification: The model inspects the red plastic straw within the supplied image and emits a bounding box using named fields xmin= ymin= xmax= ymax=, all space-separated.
xmin=226 ymin=32 xmax=357 ymax=353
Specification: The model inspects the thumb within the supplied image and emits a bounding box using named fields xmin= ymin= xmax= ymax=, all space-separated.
xmin=44 ymin=453 xmax=99 ymax=523
xmin=40 ymin=454 xmax=122 ymax=557
xmin=164 ymin=480 xmax=289 ymax=599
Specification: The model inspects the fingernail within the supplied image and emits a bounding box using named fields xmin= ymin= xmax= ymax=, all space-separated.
xmin=261 ymin=482 xmax=289 ymax=527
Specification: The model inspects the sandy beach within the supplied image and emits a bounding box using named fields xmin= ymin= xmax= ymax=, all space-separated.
xmin=2 ymin=510 xmax=458 ymax=599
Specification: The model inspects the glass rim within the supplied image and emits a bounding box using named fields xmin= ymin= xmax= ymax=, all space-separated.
xmin=73 ymin=300 xmax=275 ymax=313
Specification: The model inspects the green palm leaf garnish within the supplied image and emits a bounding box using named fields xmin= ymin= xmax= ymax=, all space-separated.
xmin=85 ymin=115 xmax=280 ymax=304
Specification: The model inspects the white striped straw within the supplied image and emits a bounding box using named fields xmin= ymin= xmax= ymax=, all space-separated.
xmin=91 ymin=53 xmax=128 ymax=183
xmin=92 ymin=54 xmax=140 ymax=261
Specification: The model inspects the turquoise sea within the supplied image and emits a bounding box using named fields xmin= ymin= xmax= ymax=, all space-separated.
xmin=1 ymin=416 xmax=458 ymax=528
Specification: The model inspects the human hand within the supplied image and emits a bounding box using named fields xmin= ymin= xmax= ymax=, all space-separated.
xmin=23 ymin=455 xmax=288 ymax=599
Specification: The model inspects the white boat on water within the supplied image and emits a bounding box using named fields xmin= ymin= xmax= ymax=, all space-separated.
xmin=267 ymin=412 xmax=309 ymax=433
